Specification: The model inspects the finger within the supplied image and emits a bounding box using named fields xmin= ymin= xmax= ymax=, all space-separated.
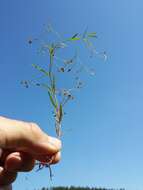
xmin=51 ymin=151 xmax=61 ymax=165
xmin=4 ymin=152 xmax=35 ymax=172
xmin=25 ymin=132 xmax=61 ymax=156
xmin=0 ymin=167 xmax=17 ymax=186
xmin=35 ymin=151 xmax=61 ymax=164
xmin=0 ymin=116 xmax=61 ymax=155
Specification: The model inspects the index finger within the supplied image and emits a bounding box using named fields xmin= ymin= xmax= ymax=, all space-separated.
xmin=0 ymin=116 xmax=61 ymax=156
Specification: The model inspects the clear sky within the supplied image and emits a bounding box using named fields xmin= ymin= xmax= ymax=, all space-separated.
xmin=0 ymin=1 xmax=143 ymax=190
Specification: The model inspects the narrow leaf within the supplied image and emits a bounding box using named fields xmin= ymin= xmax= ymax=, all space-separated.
xmin=48 ymin=91 xmax=57 ymax=109
xmin=40 ymin=83 xmax=51 ymax=91
xmin=52 ymin=75 xmax=56 ymax=93
xmin=87 ymin=32 xmax=97 ymax=38
xmin=59 ymin=104 xmax=63 ymax=123
xmin=71 ymin=33 xmax=79 ymax=39
xmin=32 ymin=64 xmax=49 ymax=77
xmin=70 ymin=37 xmax=80 ymax=41
xmin=49 ymin=45 xmax=54 ymax=56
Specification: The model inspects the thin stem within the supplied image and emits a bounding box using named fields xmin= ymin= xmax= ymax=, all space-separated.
xmin=49 ymin=53 xmax=54 ymax=87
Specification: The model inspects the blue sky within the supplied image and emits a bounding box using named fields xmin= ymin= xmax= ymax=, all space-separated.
xmin=0 ymin=0 xmax=143 ymax=190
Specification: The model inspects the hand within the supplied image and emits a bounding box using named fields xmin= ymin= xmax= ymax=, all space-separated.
xmin=0 ymin=116 xmax=61 ymax=186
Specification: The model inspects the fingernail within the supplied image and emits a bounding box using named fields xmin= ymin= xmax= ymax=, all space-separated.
xmin=0 ymin=167 xmax=3 ymax=173
xmin=5 ymin=154 xmax=21 ymax=171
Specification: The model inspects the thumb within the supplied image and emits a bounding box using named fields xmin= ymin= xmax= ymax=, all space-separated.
xmin=0 ymin=116 xmax=61 ymax=156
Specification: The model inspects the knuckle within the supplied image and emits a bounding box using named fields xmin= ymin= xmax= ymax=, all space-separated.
xmin=29 ymin=122 xmax=38 ymax=127
xmin=28 ymin=122 xmax=43 ymax=139
xmin=29 ymin=122 xmax=40 ymax=130
xmin=0 ymin=128 xmax=8 ymax=148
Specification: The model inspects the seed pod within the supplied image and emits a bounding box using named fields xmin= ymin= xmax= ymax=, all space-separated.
xmin=28 ymin=39 xmax=32 ymax=44
xmin=60 ymin=67 xmax=65 ymax=72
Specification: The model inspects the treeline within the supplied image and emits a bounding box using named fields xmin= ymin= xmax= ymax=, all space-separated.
xmin=40 ymin=186 xmax=125 ymax=190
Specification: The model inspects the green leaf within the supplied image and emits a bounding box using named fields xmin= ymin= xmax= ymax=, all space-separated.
xmin=48 ymin=91 xmax=57 ymax=109
xmin=59 ymin=104 xmax=63 ymax=123
xmin=89 ymin=32 xmax=96 ymax=35
xmin=67 ymin=33 xmax=80 ymax=41
xmin=71 ymin=33 xmax=79 ymax=38
xmin=70 ymin=37 xmax=80 ymax=41
xmin=49 ymin=44 xmax=55 ymax=56
xmin=52 ymin=75 xmax=56 ymax=93
xmin=32 ymin=64 xmax=49 ymax=77
xmin=87 ymin=32 xmax=97 ymax=38
xmin=40 ymin=83 xmax=51 ymax=91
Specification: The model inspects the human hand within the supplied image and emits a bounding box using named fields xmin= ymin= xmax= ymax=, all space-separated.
xmin=0 ymin=116 xmax=61 ymax=186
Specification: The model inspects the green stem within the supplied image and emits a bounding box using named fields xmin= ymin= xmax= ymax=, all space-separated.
xmin=49 ymin=53 xmax=53 ymax=86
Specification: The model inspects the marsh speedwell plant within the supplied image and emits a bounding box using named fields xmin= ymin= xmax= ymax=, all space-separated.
xmin=21 ymin=24 xmax=106 ymax=179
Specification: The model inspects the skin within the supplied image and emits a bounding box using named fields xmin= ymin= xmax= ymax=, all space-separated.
xmin=0 ymin=116 xmax=61 ymax=186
